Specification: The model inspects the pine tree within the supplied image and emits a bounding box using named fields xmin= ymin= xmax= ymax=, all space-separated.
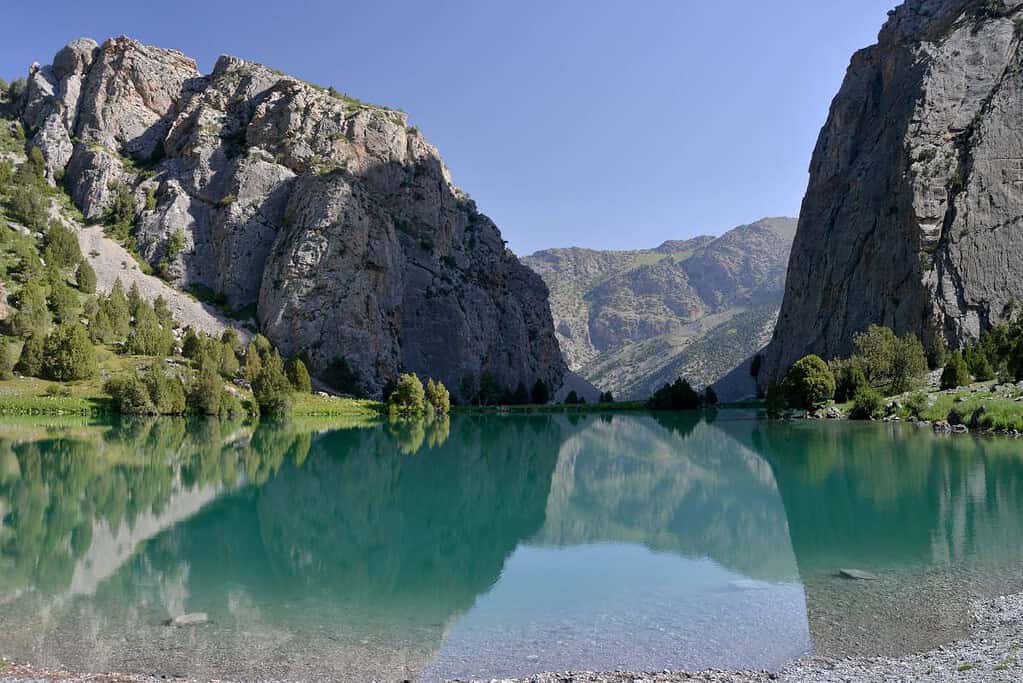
xmin=126 ymin=302 xmax=174 ymax=357
xmin=10 ymin=281 xmax=51 ymax=337
xmin=286 ymin=358 xmax=312 ymax=393
xmin=76 ymin=261 xmax=97 ymax=294
xmin=42 ymin=322 xmax=97 ymax=381
xmin=253 ymin=350 xmax=293 ymax=415
xmin=107 ymin=279 xmax=131 ymax=338
xmin=43 ymin=222 xmax=82 ymax=270
xmin=15 ymin=334 xmax=45 ymax=377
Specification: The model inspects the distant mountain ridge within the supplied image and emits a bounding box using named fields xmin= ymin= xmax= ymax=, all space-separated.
xmin=523 ymin=217 xmax=797 ymax=399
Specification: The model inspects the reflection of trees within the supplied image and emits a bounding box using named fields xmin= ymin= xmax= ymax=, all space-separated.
xmin=0 ymin=419 xmax=314 ymax=597
xmin=385 ymin=415 xmax=451 ymax=455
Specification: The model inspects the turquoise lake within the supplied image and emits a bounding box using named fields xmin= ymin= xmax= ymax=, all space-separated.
xmin=1 ymin=412 xmax=1023 ymax=680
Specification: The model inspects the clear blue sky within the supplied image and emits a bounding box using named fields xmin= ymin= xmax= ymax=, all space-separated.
xmin=1 ymin=1 xmax=897 ymax=255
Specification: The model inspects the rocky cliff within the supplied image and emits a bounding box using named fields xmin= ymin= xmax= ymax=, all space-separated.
xmin=524 ymin=218 xmax=796 ymax=398
xmin=12 ymin=37 xmax=565 ymax=399
xmin=761 ymin=0 xmax=1023 ymax=386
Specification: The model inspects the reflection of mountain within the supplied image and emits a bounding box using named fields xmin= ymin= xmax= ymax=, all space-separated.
xmin=723 ymin=419 xmax=1023 ymax=656
xmin=536 ymin=414 xmax=798 ymax=583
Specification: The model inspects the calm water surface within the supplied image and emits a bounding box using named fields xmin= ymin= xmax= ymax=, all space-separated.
xmin=1 ymin=413 xmax=1022 ymax=680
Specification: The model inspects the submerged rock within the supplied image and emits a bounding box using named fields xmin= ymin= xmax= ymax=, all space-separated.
xmin=163 ymin=612 xmax=208 ymax=627
xmin=838 ymin=569 xmax=879 ymax=581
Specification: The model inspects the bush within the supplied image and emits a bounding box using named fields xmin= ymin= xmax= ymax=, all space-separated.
xmin=43 ymin=223 xmax=82 ymax=270
xmin=941 ymin=352 xmax=971 ymax=390
xmin=15 ymin=334 xmax=45 ymax=377
xmin=647 ymin=377 xmax=701 ymax=411
xmin=387 ymin=372 xmax=426 ymax=416
xmin=143 ymin=363 xmax=187 ymax=415
xmin=905 ymin=391 xmax=928 ymax=418
xmin=425 ymin=378 xmax=451 ymax=416
xmin=76 ymin=261 xmax=96 ymax=294
xmin=850 ymin=386 xmax=884 ymax=420
xmin=42 ymin=322 xmax=97 ymax=381
xmin=104 ymin=376 xmax=155 ymax=415
xmin=286 ymin=358 xmax=312 ymax=393
xmin=702 ymin=387 xmax=718 ymax=406
xmin=784 ymin=355 xmax=835 ymax=409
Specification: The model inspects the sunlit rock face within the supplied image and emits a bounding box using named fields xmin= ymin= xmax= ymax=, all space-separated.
xmin=761 ymin=0 xmax=1023 ymax=385
xmin=15 ymin=37 xmax=566 ymax=400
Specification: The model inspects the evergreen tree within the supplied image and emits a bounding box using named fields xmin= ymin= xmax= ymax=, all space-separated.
xmin=181 ymin=328 xmax=203 ymax=359
xmin=0 ymin=337 xmax=14 ymax=380
xmin=43 ymin=222 xmax=82 ymax=270
xmin=188 ymin=351 xmax=224 ymax=416
xmin=765 ymin=380 xmax=786 ymax=419
xmin=107 ymin=279 xmax=131 ymax=338
xmin=243 ymin=341 xmax=264 ymax=382
xmin=784 ymin=355 xmax=836 ymax=409
xmin=941 ymin=352 xmax=971 ymax=390
xmin=142 ymin=363 xmax=187 ymax=414
xmin=425 ymin=378 xmax=451 ymax=415
xmin=76 ymin=261 xmax=96 ymax=294
xmin=15 ymin=334 xmax=45 ymax=377
xmin=126 ymin=303 xmax=174 ymax=356
xmin=153 ymin=295 xmax=173 ymax=326
xmin=10 ymin=281 xmax=51 ymax=337
xmin=42 ymin=322 xmax=97 ymax=381
xmin=48 ymin=276 xmax=80 ymax=324
xmin=286 ymin=358 xmax=312 ymax=393
xmin=221 ymin=328 xmax=243 ymax=356
xmin=252 ymin=350 xmax=293 ymax=415
xmin=127 ymin=282 xmax=144 ymax=318
xmin=219 ymin=342 xmax=240 ymax=379
xmin=387 ymin=373 xmax=426 ymax=416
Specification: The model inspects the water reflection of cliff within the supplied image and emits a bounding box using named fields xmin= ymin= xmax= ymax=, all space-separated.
xmin=536 ymin=414 xmax=798 ymax=582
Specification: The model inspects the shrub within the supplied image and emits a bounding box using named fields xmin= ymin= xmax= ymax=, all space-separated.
xmin=784 ymin=355 xmax=835 ymax=409
xmin=387 ymin=372 xmax=426 ymax=416
xmin=42 ymin=322 xmax=97 ymax=381
xmin=43 ymin=223 xmax=82 ymax=270
xmin=252 ymin=350 xmax=293 ymax=416
xmin=219 ymin=391 xmax=246 ymax=418
xmin=142 ymin=363 xmax=186 ymax=415
xmin=850 ymin=387 xmax=884 ymax=420
xmin=76 ymin=261 xmax=96 ymax=294
xmin=905 ymin=391 xmax=928 ymax=418
xmin=286 ymin=358 xmax=312 ymax=393
xmin=531 ymin=378 xmax=550 ymax=405
xmin=0 ymin=338 xmax=13 ymax=380
xmin=425 ymin=378 xmax=451 ymax=416
xmin=941 ymin=352 xmax=971 ymax=390
xmin=647 ymin=377 xmax=701 ymax=411
xmin=104 ymin=376 xmax=155 ymax=415
xmin=15 ymin=334 xmax=45 ymax=377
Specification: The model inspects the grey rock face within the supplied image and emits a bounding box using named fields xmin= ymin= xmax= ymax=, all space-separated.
xmin=16 ymin=37 xmax=565 ymax=399
xmin=761 ymin=0 xmax=1023 ymax=386
xmin=524 ymin=218 xmax=796 ymax=398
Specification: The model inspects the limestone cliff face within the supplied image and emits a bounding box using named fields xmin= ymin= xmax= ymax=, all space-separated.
xmin=15 ymin=37 xmax=565 ymax=398
xmin=762 ymin=0 xmax=1023 ymax=384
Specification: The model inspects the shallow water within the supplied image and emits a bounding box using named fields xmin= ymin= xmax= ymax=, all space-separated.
xmin=1 ymin=413 xmax=1022 ymax=680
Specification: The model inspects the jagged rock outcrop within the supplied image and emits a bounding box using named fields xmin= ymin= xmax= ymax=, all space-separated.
xmin=12 ymin=37 xmax=565 ymax=399
xmin=524 ymin=218 xmax=796 ymax=398
xmin=761 ymin=0 xmax=1023 ymax=386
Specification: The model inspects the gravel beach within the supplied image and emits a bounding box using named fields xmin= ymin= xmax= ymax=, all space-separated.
xmin=2 ymin=593 xmax=1022 ymax=683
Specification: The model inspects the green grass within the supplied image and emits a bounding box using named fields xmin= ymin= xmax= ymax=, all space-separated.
xmin=916 ymin=387 xmax=1023 ymax=431
xmin=290 ymin=392 xmax=382 ymax=418
xmin=957 ymin=663 xmax=975 ymax=672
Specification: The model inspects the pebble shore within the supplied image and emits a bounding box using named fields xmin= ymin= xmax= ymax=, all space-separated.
xmin=3 ymin=594 xmax=1022 ymax=683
